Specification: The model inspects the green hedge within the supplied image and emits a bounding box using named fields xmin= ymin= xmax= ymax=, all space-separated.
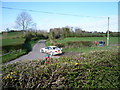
xmin=2 ymin=44 xmax=24 ymax=53
xmin=2 ymin=50 xmax=119 ymax=89
xmin=54 ymin=41 xmax=94 ymax=48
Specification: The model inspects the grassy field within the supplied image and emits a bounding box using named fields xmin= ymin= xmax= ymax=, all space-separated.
xmin=1 ymin=31 xmax=24 ymax=39
xmin=1 ymin=39 xmax=41 ymax=63
xmin=46 ymin=37 xmax=119 ymax=53
xmin=0 ymin=31 xmax=41 ymax=63
xmin=1 ymin=38 xmax=25 ymax=47
xmin=0 ymin=32 xmax=25 ymax=47
xmin=63 ymin=46 xmax=118 ymax=53
xmin=55 ymin=37 xmax=119 ymax=45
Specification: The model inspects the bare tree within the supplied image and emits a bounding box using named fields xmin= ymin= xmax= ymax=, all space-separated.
xmin=16 ymin=12 xmax=33 ymax=30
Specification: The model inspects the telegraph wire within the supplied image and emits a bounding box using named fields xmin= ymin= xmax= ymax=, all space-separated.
xmin=2 ymin=6 xmax=107 ymax=18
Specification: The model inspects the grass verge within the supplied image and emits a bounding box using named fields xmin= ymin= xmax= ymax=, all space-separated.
xmin=1 ymin=39 xmax=41 ymax=63
xmin=1 ymin=49 xmax=26 ymax=63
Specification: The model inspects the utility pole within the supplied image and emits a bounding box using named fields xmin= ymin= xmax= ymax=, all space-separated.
xmin=107 ymin=17 xmax=110 ymax=46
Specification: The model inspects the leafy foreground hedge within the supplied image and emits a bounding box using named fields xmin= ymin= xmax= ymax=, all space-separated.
xmin=1 ymin=50 xmax=119 ymax=89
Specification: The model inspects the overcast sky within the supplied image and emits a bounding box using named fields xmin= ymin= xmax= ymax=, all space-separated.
xmin=1 ymin=0 xmax=119 ymax=32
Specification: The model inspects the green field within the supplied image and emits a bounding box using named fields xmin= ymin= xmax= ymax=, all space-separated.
xmin=63 ymin=46 xmax=118 ymax=53
xmin=1 ymin=31 xmax=46 ymax=63
xmin=1 ymin=31 xmax=24 ymax=39
xmin=55 ymin=37 xmax=118 ymax=45
xmin=1 ymin=38 xmax=25 ymax=47
xmin=46 ymin=37 xmax=119 ymax=53
xmin=0 ymin=32 xmax=25 ymax=47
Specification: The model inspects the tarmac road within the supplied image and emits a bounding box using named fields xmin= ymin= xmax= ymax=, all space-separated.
xmin=5 ymin=40 xmax=59 ymax=65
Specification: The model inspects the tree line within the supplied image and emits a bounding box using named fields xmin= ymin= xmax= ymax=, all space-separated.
xmin=49 ymin=27 xmax=119 ymax=39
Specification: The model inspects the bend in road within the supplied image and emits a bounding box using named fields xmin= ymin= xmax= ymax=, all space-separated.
xmin=5 ymin=40 xmax=46 ymax=65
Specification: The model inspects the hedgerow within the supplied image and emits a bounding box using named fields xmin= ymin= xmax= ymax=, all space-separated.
xmin=53 ymin=41 xmax=94 ymax=48
xmin=1 ymin=50 xmax=119 ymax=89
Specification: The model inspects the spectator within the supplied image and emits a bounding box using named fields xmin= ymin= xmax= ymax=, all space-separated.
xmin=99 ymin=40 xmax=104 ymax=47
xmin=44 ymin=53 xmax=50 ymax=61
xmin=103 ymin=41 xmax=105 ymax=45
xmin=95 ymin=41 xmax=98 ymax=46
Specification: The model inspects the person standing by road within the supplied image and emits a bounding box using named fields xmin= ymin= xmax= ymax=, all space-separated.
xmin=103 ymin=41 xmax=105 ymax=46
xmin=95 ymin=41 xmax=98 ymax=46
xmin=44 ymin=53 xmax=50 ymax=64
xmin=99 ymin=40 xmax=104 ymax=47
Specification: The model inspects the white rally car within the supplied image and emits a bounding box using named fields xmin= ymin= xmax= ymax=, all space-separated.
xmin=40 ymin=46 xmax=62 ymax=56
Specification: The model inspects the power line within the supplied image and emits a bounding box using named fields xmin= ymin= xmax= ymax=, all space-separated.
xmin=2 ymin=6 xmax=107 ymax=18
